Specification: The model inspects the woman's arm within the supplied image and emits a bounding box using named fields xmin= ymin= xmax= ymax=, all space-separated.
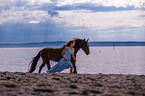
xmin=61 ymin=48 xmax=68 ymax=61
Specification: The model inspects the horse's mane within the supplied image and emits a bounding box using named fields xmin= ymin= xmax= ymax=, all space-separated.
xmin=73 ymin=38 xmax=84 ymax=45
xmin=73 ymin=38 xmax=85 ymax=49
xmin=61 ymin=38 xmax=83 ymax=48
xmin=62 ymin=44 xmax=66 ymax=48
xmin=61 ymin=38 xmax=84 ymax=49
xmin=73 ymin=38 xmax=83 ymax=41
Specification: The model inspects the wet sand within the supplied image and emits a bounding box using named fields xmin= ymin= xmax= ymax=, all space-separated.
xmin=0 ymin=72 xmax=145 ymax=96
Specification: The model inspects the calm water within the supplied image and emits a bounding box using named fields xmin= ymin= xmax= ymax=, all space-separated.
xmin=0 ymin=47 xmax=145 ymax=75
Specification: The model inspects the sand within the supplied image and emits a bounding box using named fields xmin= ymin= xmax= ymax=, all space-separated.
xmin=0 ymin=72 xmax=145 ymax=96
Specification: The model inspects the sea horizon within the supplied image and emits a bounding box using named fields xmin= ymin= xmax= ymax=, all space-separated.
xmin=0 ymin=41 xmax=145 ymax=48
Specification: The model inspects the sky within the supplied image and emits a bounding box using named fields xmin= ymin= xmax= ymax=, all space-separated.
xmin=0 ymin=0 xmax=145 ymax=44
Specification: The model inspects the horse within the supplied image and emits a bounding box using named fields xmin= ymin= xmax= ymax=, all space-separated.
xmin=28 ymin=38 xmax=90 ymax=74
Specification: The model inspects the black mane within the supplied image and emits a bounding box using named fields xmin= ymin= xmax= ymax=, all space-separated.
xmin=62 ymin=38 xmax=85 ymax=51
xmin=73 ymin=38 xmax=85 ymax=52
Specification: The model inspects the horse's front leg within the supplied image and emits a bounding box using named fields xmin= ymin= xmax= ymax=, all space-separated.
xmin=71 ymin=60 xmax=77 ymax=74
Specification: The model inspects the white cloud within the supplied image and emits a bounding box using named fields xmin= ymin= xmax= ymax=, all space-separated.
xmin=29 ymin=20 xmax=40 ymax=23
xmin=121 ymin=33 xmax=136 ymax=38
xmin=75 ymin=29 xmax=83 ymax=32
xmin=7 ymin=0 xmax=52 ymax=6
xmin=0 ymin=0 xmax=57 ymax=25
xmin=0 ymin=9 xmax=50 ymax=24
xmin=56 ymin=0 xmax=145 ymax=8
xmin=0 ymin=0 xmax=10 ymax=8
xmin=99 ymin=30 xmax=116 ymax=33
xmin=96 ymin=0 xmax=145 ymax=8
xmin=99 ymin=34 xmax=115 ymax=38
xmin=121 ymin=33 xmax=136 ymax=37
xmin=0 ymin=0 xmax=145 ymax=41
xmin=56 ymin=0 xmax=90 ymax=6
xmin=55 ymin=10 xmax=145 ymax=30
xmin=0 ymin=0 xmax=144 ymax=25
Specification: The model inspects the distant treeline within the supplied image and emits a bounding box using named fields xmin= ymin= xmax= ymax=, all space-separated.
xmin=0 ymin=41 xmax=145 ymax=48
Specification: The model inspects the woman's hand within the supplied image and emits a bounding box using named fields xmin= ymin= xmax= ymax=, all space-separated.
xmin=74 ymin=59 xmax=77 ymax=62
xmin=64 ymin=58 xmax=67 ymax=61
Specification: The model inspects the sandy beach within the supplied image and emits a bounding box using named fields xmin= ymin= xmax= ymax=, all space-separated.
xmin=0 ymin=72 xmax=145 ymax=96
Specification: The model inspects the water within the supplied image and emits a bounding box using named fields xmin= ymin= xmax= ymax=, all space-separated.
xmin=0 ymin=47 xmax=145 ymax=75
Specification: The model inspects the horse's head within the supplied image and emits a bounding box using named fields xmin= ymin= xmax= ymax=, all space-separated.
xmin=74 ymin=38 xmax=90 ymax=55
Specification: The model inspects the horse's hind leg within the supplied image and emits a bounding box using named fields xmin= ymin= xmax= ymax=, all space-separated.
xmin=46 ymin=60 xmax=51 ymax=70
xmin=39 ymin=62 xmax=45 ymax=73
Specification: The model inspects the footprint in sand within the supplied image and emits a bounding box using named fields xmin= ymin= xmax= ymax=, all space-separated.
xmin=34 ymin=88 xmax=55 ymax=93
xmin=69 ymin=85 xmax=78 ymax=89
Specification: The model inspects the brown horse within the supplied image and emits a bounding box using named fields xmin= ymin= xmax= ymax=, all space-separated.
xmin=28 ymin=38 xmax=90 ymax=73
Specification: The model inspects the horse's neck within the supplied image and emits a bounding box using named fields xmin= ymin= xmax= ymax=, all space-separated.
xmin=74 ymin=47 xmax=81 ymax=56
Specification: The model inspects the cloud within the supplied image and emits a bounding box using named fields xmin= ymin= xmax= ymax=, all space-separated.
xmin=53 ymin=3 xmax=139 ymax=12
xmin=0 ymin=0 xmax=145 ymax=43
xmin=29 ymin=20 xmax=40 ymax=23
xmin=56 ymin=10 xmax=145 ymax=30
xmin=0 ymin=0 xmax=60 ymax=25
xmin=0 ymin=1 xmax=11 ymax=14
xmin=47 ymin=9 xmax=59 ymax=17
xmin=0 ymin=0 xmax=144 ymax=25
xmin=121 ymin=33 xmax=136 ymax=37
xmin=0 ymin=9 xmax=52 ymax=25
xmin=96 ymin=26 xmax=145 ymax=41
xmin=56 ymin=0 xmax=145 ymax=8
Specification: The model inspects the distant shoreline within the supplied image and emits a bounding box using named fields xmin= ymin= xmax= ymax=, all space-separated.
xmin=0 ymin=41 xmax=145 ymax=48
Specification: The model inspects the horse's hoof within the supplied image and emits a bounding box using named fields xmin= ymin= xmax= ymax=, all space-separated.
xmin=73 ymin=72 xmax=77 ymax=74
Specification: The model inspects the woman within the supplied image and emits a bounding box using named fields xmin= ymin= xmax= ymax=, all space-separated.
xmin=47 ymin=40 xmax=76 ymax=73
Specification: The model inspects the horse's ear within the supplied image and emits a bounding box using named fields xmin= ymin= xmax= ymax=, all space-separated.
xmin=84 ymin=38 xmax=86 ymax=41
xmin=87 ymin=38 xmax=89 ymax=42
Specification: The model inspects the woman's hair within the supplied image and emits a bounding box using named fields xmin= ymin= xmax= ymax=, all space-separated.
xmin=66 ymin=40 xmax=74 ymax=47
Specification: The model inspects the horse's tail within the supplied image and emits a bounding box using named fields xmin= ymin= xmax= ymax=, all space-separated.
xmin=28 ymin=51 xmax=41 ymax=73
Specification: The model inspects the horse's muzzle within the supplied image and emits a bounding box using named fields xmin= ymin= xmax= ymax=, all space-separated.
xmin=86 ymin=52 xmax=90 ymax=55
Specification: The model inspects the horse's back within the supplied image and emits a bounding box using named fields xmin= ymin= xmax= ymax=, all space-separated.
xmin=40 ymin=47 xmax=64 ymax=62
xmin=42 ymin=47 xmax=63 ymax=53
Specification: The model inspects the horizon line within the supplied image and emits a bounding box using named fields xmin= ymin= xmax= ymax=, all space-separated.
xmin=1 ymin=40 xmax=145 ymax=45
